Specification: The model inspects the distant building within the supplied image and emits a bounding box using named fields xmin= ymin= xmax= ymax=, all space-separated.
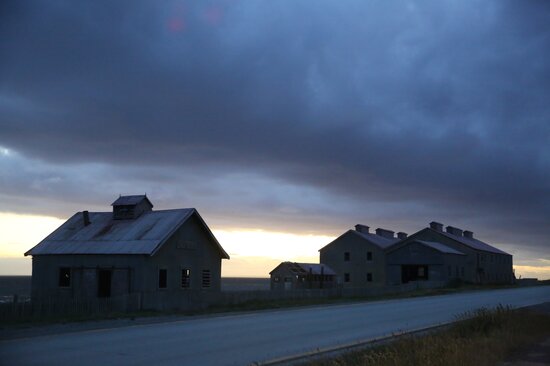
xmin=25 ymin=195 xmax=229 ymax=310
xmin=269 ymin=262 xmax=336 ymax=290
xmin=393 ymin=222 xmax=514 ymax=284
xmin=386 ymin=240 xmax=467 ymax=284
xmin=319 ymin=225 xmax=401 ymax=288
xmin=320 ymin=222 xmax=513 ymax=287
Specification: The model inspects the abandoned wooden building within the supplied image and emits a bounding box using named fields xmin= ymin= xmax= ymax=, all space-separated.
xmin=269 ymin=262 xmax=337 ymax=290
xmin=386 ymin=239 xmax=468 ymax=285
xmin=319 ymin=225 xmax=403 ymax=288
xmin=25 ymin=195 xmax=229 ymax=310
xmin=392 ymin=222 xmax=514 ymax=284
xmin=318 ymin=222 xmax=513 ymax=288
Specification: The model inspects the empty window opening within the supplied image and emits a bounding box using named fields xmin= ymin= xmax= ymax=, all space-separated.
xmin=58 ymin=267 xmax=71 ymax=287
xmin=367 ymin=273 xmax=373 ymax=282
xmin=344 ymin=252 xmax=350 ymax=261
xmin=367 ymin=252 xmax=373 ymax=261
xmin=344 ymin=273 xmax=350 ymax=282
xmin=158 ymin=269 xmax=167 ymax=289
xmin=181 ymin=269 xmax=190 ymax=288
xmin=202 ymin=270 xmax=211 ymax=288
xmin=401 ymin=265 xmax=428 ymax=283
xmin=97 ymin=270 xmax=112 ymax=298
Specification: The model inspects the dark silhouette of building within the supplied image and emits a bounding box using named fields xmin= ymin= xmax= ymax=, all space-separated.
xmin=269 ymin=262 xmax=336 ymax=290
xmin=25 ymin=195 xmax=229 ymax=310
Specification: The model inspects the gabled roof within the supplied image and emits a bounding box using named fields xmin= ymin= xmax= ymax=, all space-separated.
xmin=319 ymin=229 xmax=400 ymax=252
xmin=295 ymin=263 xmax=336 ymax=275
xmin=25 ymin=208 xmax=229 ymax=258
xmin=111 ymin=195 xmax=153 ymax=207
xmin=353 ymin=230 xmax=400 ymax=249
xmin=269 ymin=262 xmax=336 ymax=276
xmin=435 ymin=230 xmax=509 ymax=255
xmin=415 ymin=240 xmax=466 ymax=255
xmin=402 ymin=227 xmax=510 ymax=255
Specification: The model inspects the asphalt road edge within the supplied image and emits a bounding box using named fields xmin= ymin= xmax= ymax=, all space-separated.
xmin=251 ymin=321 xmax=454 ymax=366
xmin=253 ymin=301 xmax=550 ymax=366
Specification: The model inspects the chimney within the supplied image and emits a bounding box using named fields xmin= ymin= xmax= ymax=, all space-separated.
xmin=82 ymin=211 xmax=90 ymax=226
xmin=463 ymin=230 xmax=474 ymax=238
xmin=375 ymin=228 xmax=394 ymax=239
xmin=397 ymin=232 xmax=408 ymax=240
xmin=355 ymin=224 xmax=370 ymax=234
xmin=429 ymin=221 xmax=443 ymax=232
xmin=446 ymin=226 xmax=463 ymax=237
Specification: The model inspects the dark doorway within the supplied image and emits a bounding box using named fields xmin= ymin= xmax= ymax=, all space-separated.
xmin=97 ymin=270 xmax=112 ymax=298
xmin=401 ymin=265 xmax=428 ymax=283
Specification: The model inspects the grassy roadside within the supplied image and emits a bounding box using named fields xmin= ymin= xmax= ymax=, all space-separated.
xmin=301 ymin=306 xmax=550 ymax=366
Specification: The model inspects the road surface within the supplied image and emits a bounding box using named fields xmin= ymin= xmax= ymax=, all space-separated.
xmin=1 ymin=286 xmax=549 ymax=366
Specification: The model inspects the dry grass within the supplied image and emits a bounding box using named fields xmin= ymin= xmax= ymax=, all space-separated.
xmin=305 ymin=305 xmax=550 ymax=366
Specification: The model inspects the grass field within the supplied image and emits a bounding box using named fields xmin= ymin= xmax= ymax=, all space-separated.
xmin=302 ymin=305 xmax=550 ymax=366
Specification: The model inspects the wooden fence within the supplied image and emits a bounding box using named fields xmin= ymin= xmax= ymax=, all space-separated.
xmin=216 ymin=280 xmax=446 ymax=306
xmin=0 ymin=280 xmax=446 ymax=323
xmin=0 ymin=293 xmax=141 ymax=323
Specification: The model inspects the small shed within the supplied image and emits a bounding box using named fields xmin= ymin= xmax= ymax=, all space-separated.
xmin=269 ymin=262 xmax=337 ymax=290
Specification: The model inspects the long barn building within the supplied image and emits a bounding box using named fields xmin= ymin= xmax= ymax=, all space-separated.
xmin=318 ymin=221 xmax=513 ymax=288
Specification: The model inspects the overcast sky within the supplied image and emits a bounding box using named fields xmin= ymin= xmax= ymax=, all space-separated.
xmin=1 ymin=1 xmax=549 ymax=271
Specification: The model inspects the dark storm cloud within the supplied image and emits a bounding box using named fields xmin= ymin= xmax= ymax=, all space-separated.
xmin=1 ymin=1 xmax=549 ymax=255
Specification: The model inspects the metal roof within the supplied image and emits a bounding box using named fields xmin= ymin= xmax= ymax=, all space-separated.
xmin=111 ymin=195 xmax=153 ymax=207
xmin=435 ymin=230 xmax=510 ymax=255
xmin=25 ymin=208 xmax=229 ymax=258
xmin=353 ymin=230 xmax=400 ymax=249
xmin=295 ymin=263 xmax=336 ymax=275
xmin=415 ymin=240 xmax=466 ymax=255
xmin=270 ymin=262 xmax=336 ymax=276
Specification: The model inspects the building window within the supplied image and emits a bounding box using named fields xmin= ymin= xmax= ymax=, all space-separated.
xmin=418 ymin=267 xmax=425 ymax=277
xmin=448 ymin=265 xmax=452 ymax=277
xmin=158 ymin=269 xmax=167 ymax=289
xmin=344 ymin=252 xmax=350 ymax=261
xmin=58 ymin=267 xmax=71 ymax=287
xmin=181 ymin=269 xmax=190 ymax=288
xmin=344 ymin=273 xmax=350 ymax=282
xmin=202 ymin=270 xmax=211 ymax=288
xmin=274 ymin=276 xmax=280 ymax=282
xmin=461 ymin=267 xmax=465 ymax=278
xmin=367 ymin=251 xmax=373 ymax=262
xmin=367 ymin=273 xmax=373 ymax=282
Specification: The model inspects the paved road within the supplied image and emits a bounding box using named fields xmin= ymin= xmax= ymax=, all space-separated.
xmin=1 ymin=287 xmax=549 ymax=366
